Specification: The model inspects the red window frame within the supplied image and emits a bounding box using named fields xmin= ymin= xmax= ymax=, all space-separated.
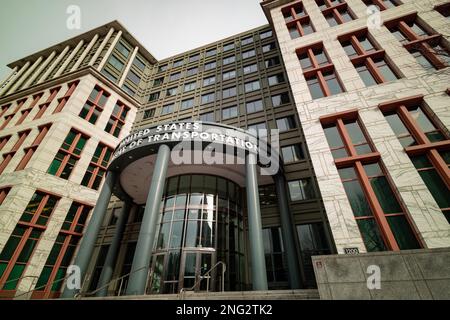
xmin=0 ymin=104 xmax=10 ymax=118
xmin=52 ymin=81 xmax=78 ymax=114
xmin=16 ymin=93 xmax=42 ymax=125
xmin=320 ymin=110 xmax=421 ymax=251
xmin=297 ymin=42 xmax=344 ymax=98
xmin=0 ymin=187 xmax=11 ymax=205
xmin=0 ymin=99 xmax=27 ymax=130
xmin=34 ymin=87 xmax=60 ymax=120
xmin=0 ymin=135 xmax=11 ymax=152
xmin=379 ymin=95 xmax=450 ymax=215
xmin=385 ymin=14 xmax=449 ymax=69
xmin=31 ymin=202 xmax=91 ymax=299
xmin=362 ymin=0 xmax=401 ymax=11
xmin=105 ymin=101 xmax=129 ymax=138
xmin=281 ymin=1 xmax=315 ymax=39
xmin=338 ymin=28 xmax=399 ymax=84
xmin=0 ymin=191 xmax=60 ymax=299
xmin=0 ymin=130 xmax=30 ymax=175
xmin=81 ymin=143 xmax=113 ymax=190
xmin=316 ymin=0 xmax=354 ymax=25
xmin=79 ymin=85 xmax=110 ymax=124
xmin=15 ymin=124 xmax=52 ymax=171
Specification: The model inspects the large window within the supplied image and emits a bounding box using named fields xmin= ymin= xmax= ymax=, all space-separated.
xmin=245 ymin=99 xmax=263 ymax=114
xmin=380 ymin=97 xmax=450 ymax=222
xmin=0 ymin=130 xmax=30 ymax=175
xmin=79 ymin=86 xmax=109 ymax=124
xmin=48 ymin=130 xmax=88 ymax=180
xmin=33 ymin=202 xmax=91 ymax=298
xmin=288 ymin=178 xmax=315 ymax=201
xmin=339 ymin=30 xmax=399 ymax=86
xmin=81 ymin=143 xmax=113 ymax=190
xmin=263 ymin=227 xmax=288 ymax=286
xmin=15 ymin=124 xmax=51 ymax=171
xmin=201 ymin=92 xmax=215 ymax=105
xmin=385 ymin=14 xmax=450 ymax=70
xmin=222 ymin=106 xmax=238 ymax=120
xmin=316 ymin=0 xmax=354 ymax=26
xmin=282 ymin=2 xmax=315 ymax=39
xmin=276 ymin=116 xmax=297 ymax=132
xmin=281 ymin=144 xmax=305 ymax=163
xmin=244 ymin=80 xmax=261 ymax=93
xmin=297 ymin=43 xmax=344 ymax=99
xmin=0 ymin=192 xmax=59 ymax=297
xmin=104 ymin=102 xmax=129 ymax=138
xmin=321 ymin=111 xmax=421 ymax=251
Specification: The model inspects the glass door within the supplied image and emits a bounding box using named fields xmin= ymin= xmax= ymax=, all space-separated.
xmin=179 ymin=249 xmax=215 ymax=292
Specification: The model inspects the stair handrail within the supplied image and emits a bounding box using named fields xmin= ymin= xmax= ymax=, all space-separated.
xmin=179 ymin=261 xmax=226 ymax=299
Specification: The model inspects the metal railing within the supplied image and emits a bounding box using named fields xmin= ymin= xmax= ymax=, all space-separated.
xmin=179 ymin=261 xmax=226 ymax=299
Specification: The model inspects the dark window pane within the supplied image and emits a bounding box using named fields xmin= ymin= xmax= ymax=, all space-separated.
xmin=342 ymin=180 xmax=373 ymax=217
xmin=387 ymin=215 xmax=421 ymax=249
xmin=357 ymin=219 xmax=387 ymax=252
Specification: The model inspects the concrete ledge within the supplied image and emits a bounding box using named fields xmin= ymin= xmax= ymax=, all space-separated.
xmin=312 ymin=248 xmax=450 ymax=300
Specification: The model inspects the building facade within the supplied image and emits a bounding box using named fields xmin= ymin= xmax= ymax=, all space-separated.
xmin=0 ymin=0 xmax=449 ymax=300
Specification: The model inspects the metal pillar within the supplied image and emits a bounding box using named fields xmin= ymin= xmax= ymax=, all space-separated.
xmin=245 ymin=152 xmax=268 ymax=291
xmin=274 ymin=173 xmax=302 ymax=289
xmin=61 ymin=171 xmax=117 ymax=298
xmin=125 ymin=144 xmax=170 ymax=295
xmin=95 ymin=200 xmax=132 ymax=297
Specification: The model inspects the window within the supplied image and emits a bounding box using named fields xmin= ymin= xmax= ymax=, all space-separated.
xmin=281 ymin=144 xmax=305 ymax=163
xmin=101 ymin=69 xmax=117 ymax=82
xmin=282 ymin=2 xmax=315 ymax=39
xmin=242 ymin=49 xmax=256 ymax=59
xmin=276 ymin=116 xmax=297 ymax=132
xmin=16 ymin=94 xmax=41 ymax=125
xmin=81 ymin=143 xmax=113 ymax=190
xmin=107 ymin=55 xmax=124 ymax=71
xmin=33 ymin=202 xmax=91 ymax=298
xmin=243 ymin=64 xmax=258 ymax=74
xmin=148 ymin=92 xmax=160 ymax=102
xmin=0 ymin=192 xmax=59 ymax=294
xmin=316 ymin=0 xmax=354 ymax=26
xmin=222 ymin=106 xmax=238 ymax=119
xmin=222 ymin=87 xmax=237 ymax=99
xmin=166 ymin=87 xmax=177 ymax=97
xmin=204 ymin=61 xmax=217 ymax=71
xmin=263 ymin=42 xmax=276 ymax=53
xmin=223 ymin=56 xmax=236 ymax=65
xmin=265 ymin=56 xmax=280 ymax=68
xmin=362 ymin=0 xmax=401 ymax=11
xmin=339 ymin=30 xmax=399 ymax=86
xmin=380 ymin=97 xmax=450 ymax=222
xmin=259 ymin=184 xmax=277 ymax=205
xmin=321 ymin=111 xmax=421 ymax=251
xmin=143 ymin=108 xmax=155 ymax=120
xmin=53 ymin=82 xmax=77 ymax=114
xmin=241 ymin=36 xmax=254 ymax=46
xmin=79 ymin=86 xmax=109 ymax=124
xmin=133 ymin=57 xmax=146 ymax=71
xmin=268 ymin=73 xmax=285 ymax=86
xmin=297 ymin=43 xmax=344 ymax=99
xmin=158 ymin=65 xmax=167 ymax=72
xmin=385 ymin=15 xmax=450 ymax=70
xmin=248 ymin=122 xmax=267 ymax=134
xmin=48 ymin=130 xmax=88 ymax=180
xmin=0 ymin=187 xmax=10 ymax=206
xmin=15 ymin=124 xmax=51 ymax=171
xmin=263 ymin=227 xmax=288 ymax=284
xmin=222 ymin=70 xmax=236 ymax=81
xmin=169 ymin=72 xmax=181 ymax=81
xmin=435 ymin=3 xmax=450 ymax=19
xmin=0 ymin=130 xmax=30 ymax=175
xmin=186 ymin=67 xmax=198 ymax=76
xmin=206 ymin=48 xmax=217 ymax=57
xmin=173 ymin=59 xmax=184 ymax=67
xmin=203 ymin=76 xmax=216 ymax=86
xmin=223 ymin=43 xmax=235 ymax=51
xmin=104 ymin=102 xmax=129 ymax=138
xmin=122 ymin=84 xmax=135 ymax=96
xmin=153 ymin=77 xmax=164 ymax=86
xmin=88 ymin=245 xmax=110 ymax=291
xmin=161 ymin=103 xmax=175 ymax=115
xmin=184 ymin=82 xmax=196 ymax=92
xmin=244 ymin=80 xmax=261 ymax=93
xmin=271 ymin=92 xmax=290 ymax=107
xmin=260 ymin=30 xmax=273 ymax=39
xmin=189 ymin=54 xmax=200 ymax=63
xmin=181 ymin=98 xmax=195 ymax=110
xmin=200 ymin=112 xmax=215 ymax=122
xmin=0 ymin=135 xmax=10 ymax=152
xmin=288 ymin=179 xmax=315 ymax=201
xmin=116 ymin=42 xmax=130 ymax=57
xmin=246 ymin=100 xmax=264 ymax=113
xmin=201 ymin=92 xmax=215 ymax=104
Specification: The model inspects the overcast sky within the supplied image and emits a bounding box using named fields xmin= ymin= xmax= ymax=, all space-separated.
xmin=0 ymin=0 xmax=268 ymax=79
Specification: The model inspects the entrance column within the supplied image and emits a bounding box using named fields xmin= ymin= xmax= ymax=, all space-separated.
xmin=95 ymin=200 xmax=132 ymax=297
xmin=61 ymin=171 xmax=117 ymax=298
xmin=245 ymin=152 xmax=268 ymax=291
xmin=274 ymin=173 xmax=302 ymax=289
xmin=125 ymin=144 xmax=171 ymax=295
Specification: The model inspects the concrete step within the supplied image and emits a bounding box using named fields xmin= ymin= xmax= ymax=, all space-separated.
xmin=80 ymin=289 xmax=320 ymax=300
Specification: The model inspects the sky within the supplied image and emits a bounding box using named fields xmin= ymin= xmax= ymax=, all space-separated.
xmin=0 ymin=0 xmax=268 ymax=79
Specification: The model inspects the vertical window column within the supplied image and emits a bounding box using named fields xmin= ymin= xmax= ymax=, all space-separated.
xmin=15 ymin=124 xmax=52 ymax=171
xmin=16 ymin=94 xmax=42 ymax=125
xmin=104 ymin=102 xmax=129 ymax=138
xmin=34 ymin=87 xmax=60 ymax=119
xmin=81 ymin=143 xmax=113 ymax=190
xmin=52 ymin=81 xmax=78 ymax=114
xmin=0 ymin=130 xmax=30 ymax=175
